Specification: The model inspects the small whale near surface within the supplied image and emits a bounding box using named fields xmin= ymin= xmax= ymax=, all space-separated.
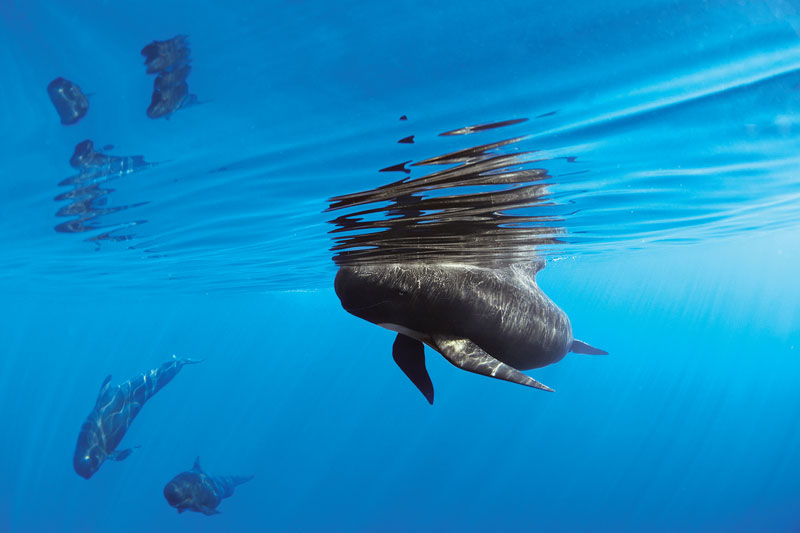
xmin=335 ymin=260 xmax=606 ymax=403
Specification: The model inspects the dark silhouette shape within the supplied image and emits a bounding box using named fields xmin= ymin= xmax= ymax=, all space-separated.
xmin=141 ymin=35 xmax=190 ymax=74
xmin=398 ymin=135 xmax=415 ymax=144
xmin=73 ymin=356 xmax=202 ymax=479
xmin=438 ymin=118 xmax=528 ymax=136
xmin=399 ymin=115 xmax=408 ymax=120
xmin=379 ymin=161 xmax=412 ymax=174
xmin=68 ymin=139 xmax=147 ymax=172
xmin=141 ymin=35 xmax=195 ymax=119
xmin=164 ymin=457 xmax=253 ymax=515
xmin=147 ymin=67 xmax=192 ymax=119
xmin=393 ymin=333 xmax=433 ymax=403
xmin=56 ymin=139 xmax=151 ymax=241
xmin=46 ymin=77 xmax=89 ymax=125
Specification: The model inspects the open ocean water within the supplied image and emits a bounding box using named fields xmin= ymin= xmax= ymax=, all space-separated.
xmin=1 ymin=1 xmax=799 ymax=532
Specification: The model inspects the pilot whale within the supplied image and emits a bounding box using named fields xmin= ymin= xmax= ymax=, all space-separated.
xmin=73 ymin=355 xmax=202 ymax=479
xmin=335 ymin=261 xmax=605 ymax=403
xmin=163 ymin=457 xmax=253 ymax=515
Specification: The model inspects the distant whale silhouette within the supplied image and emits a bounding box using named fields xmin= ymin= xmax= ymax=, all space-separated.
xmin=141 ymin=35 xmax=195 ymax=119
xmin=46 ymin=77 xmax=89 ymax=125
xmin=163 ymin=457 xmax=253 ymax=515
xmin=73 ymin=356 xmax=202 ymax=479
xmin=335 ymin=261 xmax=606 ymax=403
xmin=146 ymin=66 xmax=194 ymax=119
xmin=68 ymin=139 xmax=148 ymax=174
xmin=141 ymin=35 xmax=190 ymax=74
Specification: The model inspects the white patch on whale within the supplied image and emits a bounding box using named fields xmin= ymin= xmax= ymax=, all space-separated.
xmin=378 ymin=323 xmax=427 ymax=342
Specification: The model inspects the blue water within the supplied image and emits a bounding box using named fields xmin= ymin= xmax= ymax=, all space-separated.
xmin=1 ymin=1 xmax=799 ymax=531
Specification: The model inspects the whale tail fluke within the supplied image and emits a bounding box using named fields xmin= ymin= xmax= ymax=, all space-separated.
xmin=570 ymin=340 xmax=607 ymax=355
xmin=231 ymin=475 xmax=254 ymax=487
xmin=218 ymin=474 xmax=254 ymax=498
xmin=392 ymin=333 xmax=435 ymax=404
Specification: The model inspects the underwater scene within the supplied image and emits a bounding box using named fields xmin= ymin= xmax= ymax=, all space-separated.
xmin=1 ymin=0 xmax=799 ymax=532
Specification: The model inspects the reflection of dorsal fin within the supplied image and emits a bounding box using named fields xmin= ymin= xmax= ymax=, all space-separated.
xmin=95 ymin=375 xmax=112 ymax=406
xmin=193 ymin=456 xmax=203 ymax=472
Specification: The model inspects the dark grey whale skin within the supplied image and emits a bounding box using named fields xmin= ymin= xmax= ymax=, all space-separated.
xmin=163 ymin=457 xmax=253 ymax=516
xmin=46 ymin=77 xmax=89 ymax=125
xmin=335 ymin=261 xmax=604 ymax=400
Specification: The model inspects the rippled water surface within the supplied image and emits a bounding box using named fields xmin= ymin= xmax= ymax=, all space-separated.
xmin=2 ymin=1 xmax=799 ymax=292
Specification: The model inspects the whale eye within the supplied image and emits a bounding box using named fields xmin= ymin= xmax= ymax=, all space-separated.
xmin=398 ymin=290 xmax=406 ymax=296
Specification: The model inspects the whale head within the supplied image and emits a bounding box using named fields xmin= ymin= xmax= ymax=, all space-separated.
xmin=73 ymin=421 xmax=106 ymax=479
xmin=334 ymin=265 xmax=417 ymax=326
xmin=163 ymin=478 xmax=189 ymax=509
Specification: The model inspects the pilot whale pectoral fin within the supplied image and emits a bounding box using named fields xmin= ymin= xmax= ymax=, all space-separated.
xmin=571 ymin=340 xmax=608 ymax=355
xmin=430 ymin=334 xmax=554 ymax=392
xmin=392 ymin=333 xmax=434 ymax=405
xmin=108 ymin=446 xmax=138 ymax=461
xmin=200 ymin=506 xmax=221 ymax=516
xmin=174 ymin=354 xmax=205 ymax=365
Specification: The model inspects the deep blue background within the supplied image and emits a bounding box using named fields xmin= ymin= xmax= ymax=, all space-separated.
xmin=1 ymin=1 xmax=799 ymax=532
xmin=3 ymin=234 xmax=798 ymax=532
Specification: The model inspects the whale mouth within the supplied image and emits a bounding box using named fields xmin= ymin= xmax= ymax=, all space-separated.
xmin=163 ymin=483 xmax=185 ymax=507
xmin=344 ymin=298 xmax=392 ymax=312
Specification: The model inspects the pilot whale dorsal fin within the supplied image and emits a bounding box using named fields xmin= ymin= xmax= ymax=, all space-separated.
xmin=509 ymin=259 xmax=545 ymax=278
xmin=392 ymin=333 xmax=434 ymax=405
xmin=570 ymin=340 xmax=608 ymax=355
xmin=95 ymin=375 xmax=112 ymax=406
xmin=193 ymin=456 xmax=203 ymax=472
xmin=430 ymin=334 xmax=554 ymax=392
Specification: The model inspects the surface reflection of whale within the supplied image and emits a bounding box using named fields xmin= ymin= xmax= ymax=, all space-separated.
xmin=164 ymin=457 xmax=253 ymax=515
xmin=46 ymin=77 xmax=89 ymax=125
xmin=329 ymin=120 xmax=605 ymax=403
xmin=68 ymin=139 xmax=148 ymax=175
xmin=141 ymin=35 xmax=190 ymax=73
xmin=55 ymin=140 xmax=152 ymax=240
xmin=146 ymin=66 xmax=194 ymax=119
xmin=73 ymin=356 xmax=202 ymax=479
xmin=141 ymin=35 xmax=195 ymax=119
